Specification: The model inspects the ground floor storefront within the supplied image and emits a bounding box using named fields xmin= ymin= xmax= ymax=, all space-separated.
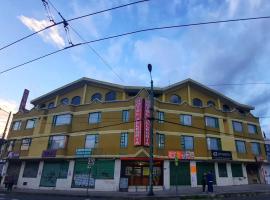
xmin=0 ymin=158 xmax=263 ymax=191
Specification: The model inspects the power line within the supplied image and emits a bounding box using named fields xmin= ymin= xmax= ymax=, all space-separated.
xmin=2 ymin=15 xmax=270 ymax=75
xmin=0 ymin=0 xmax=150 ymax=52
xmin=46 ymin=0 xmax=125 ymax=83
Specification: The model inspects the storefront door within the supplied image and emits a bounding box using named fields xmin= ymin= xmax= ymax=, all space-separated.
xmin=6 ymin=161 xmax=21 ymax=185
xmin=246 ymin=164 xmax=260 ymax=184
xmin=170 ymin=161 xmax=191 ymax=185
xmin=121 ymin=160 xmax=163 ymax=186
xmin=196 ymin=162 xmax=216 ymax=185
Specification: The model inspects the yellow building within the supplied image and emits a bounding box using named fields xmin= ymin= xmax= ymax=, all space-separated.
xmin=0 ymin=77 xmax=267 ymax=191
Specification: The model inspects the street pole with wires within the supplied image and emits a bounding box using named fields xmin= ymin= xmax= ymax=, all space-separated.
xmin=147 ymin=64 xmax=154 ymax=196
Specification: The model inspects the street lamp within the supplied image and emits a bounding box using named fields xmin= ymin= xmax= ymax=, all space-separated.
xmin=147 ymin=64 xmax=154 ymax=196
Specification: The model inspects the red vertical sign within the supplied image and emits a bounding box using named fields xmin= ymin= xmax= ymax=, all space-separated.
xmin=134 ymin=97 xmax=142 ymax=145
xmin=19 ymin=89 xmax=29 ymax=112
xmin=144 ymin=99 xmax=150 ymax=146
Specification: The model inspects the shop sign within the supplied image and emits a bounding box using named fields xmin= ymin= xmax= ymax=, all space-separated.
xmin=19 ymin=89 xmax=29 ymax=112
xmin=144 ymin=99 xmax=150 ymax=146
xmin=42 ymin=149 xmax=57 ymax=158
xmin=168 ymin=151 xmax=195 ymax=160
xmin=211 ymin=150 xmax=232 ymax=160
xmin=75 ymin=148 xmax=92 ymax=158
xmin=134 ymin=97 xmax=143 ymax=145
xmin=7 ymin=151 xmax=19 ymax=159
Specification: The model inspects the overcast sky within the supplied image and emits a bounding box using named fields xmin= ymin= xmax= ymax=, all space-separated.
xmin=0 ymin=0 xmax=270 ymax=137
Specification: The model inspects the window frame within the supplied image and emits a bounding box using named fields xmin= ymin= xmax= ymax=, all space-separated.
xmin=192 ymin=98 xmax=203 ymax=107
xmin=235 ymin=140 xmax=247 ymax=153
xmin=48 ymin=102 xmax=55 ymax=109
xmin=251 ymin=142 xmax=261 ymax=155
xmin=180 ymin=114 xmax=192 ymax=126
xmin=120 ymin=132 xmax=128 ymax=148
xmin=122 ymin=110 xmax=129 ymax=122
xmin=232 ymin=121 xmax=243 ymax=133
xmin=207 ymin=100 xmax=215 ymax=107
xmin=207 ymin=137 xmax=222 ymax=151
xmin=12 ymin=121 xmax=22 ymax=131
xmin=248 ymin=124 xmax=257 ymax=134
xmin=23 ymin=161 xmax=40 ymax=178
xmin=105 ymin=91 xmax=116 ymax=101
xmin=71 ymin=96 xmax=81 ymax=105
xmin=218 ymin=163 xmax=228 ymax=177
xmin=205 ymin=116 xmax=219 ymax=128
xmin=157 ymin=111 xmax=164 ymax=123
xmin=25 ymin=118 xmax=36 ymax=129
xmin=53 ymin=114 xmax=72 ymax=126
xmin=48 ymin=135 xmax=68 ymax=150
xmin=156 ymin=133 xmax=165 ymax=149
xmin=60 ymin=98 xmax=69 ymax=105
xmin=85 ymin=134 xmax=99 ymax=149
xmin=88 ymin=112 xmax=101 ymax=124
xmin=21 ymin=138 xmax=32 ymax=151
xmin=91 ymin=93 xmax=102 ymax=101
xmin=170 ymin=94 xmax=181 ymax=104
xmin=181 ymin=135 xmax=194 ymax=150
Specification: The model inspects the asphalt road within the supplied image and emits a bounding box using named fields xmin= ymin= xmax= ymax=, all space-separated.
xmin=0 ymin=192 xmax=270 ymax=200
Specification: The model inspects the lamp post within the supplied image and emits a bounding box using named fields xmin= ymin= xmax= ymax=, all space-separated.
xmin=147 ymin=64 xmax=154 ymax=196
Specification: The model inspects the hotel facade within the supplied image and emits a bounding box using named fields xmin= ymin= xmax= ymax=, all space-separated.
xmin=0 ymin=77 xmax=267 ymax=191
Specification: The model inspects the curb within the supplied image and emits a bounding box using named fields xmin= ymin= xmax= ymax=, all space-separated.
xmin=1 ymin=189 xmax=270 ymax=199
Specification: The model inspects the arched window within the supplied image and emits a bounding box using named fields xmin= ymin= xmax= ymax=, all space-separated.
xmin=91 ymin=93 xmax=102 ymax=101
xmin=105 ymin=91 xmax=116 ymax=101
xmin=71 ymin=96 xmax=81 ymax=105
xmin=223 ymin=104 xmax=230 ymax=112
xmin=207 ymin=100 xmax=215 ymax=107
xmin=48 ymin=102 xmax=55 ymax=109
xmin=60 ymin=98 xmax=69 ymax=105
xmin=192 ymin=98 xmax=203 ymax=107
xmin=170 ymin=95 xmax=181 ymax=104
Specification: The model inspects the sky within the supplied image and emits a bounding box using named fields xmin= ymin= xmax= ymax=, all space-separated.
xmin=0 ymin=0 xmax=270 ymax=137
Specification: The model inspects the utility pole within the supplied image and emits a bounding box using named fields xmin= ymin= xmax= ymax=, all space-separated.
xmin=2 ymin=112 xmax=11 ymax=139
xmin=147 ymin=64 xmax=154 ymax=196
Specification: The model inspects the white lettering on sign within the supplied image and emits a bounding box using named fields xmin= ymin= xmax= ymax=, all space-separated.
xmin=134 ymin=97 xmax=142 ymax=145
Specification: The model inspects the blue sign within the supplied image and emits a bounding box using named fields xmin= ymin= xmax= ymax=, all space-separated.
xmin=75 ymin=148 xmax=92 ymax=158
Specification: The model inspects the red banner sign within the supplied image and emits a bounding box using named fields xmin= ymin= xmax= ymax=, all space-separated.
xmin=19 ymin=89 xmax=29 ymax=112
xmin=144 ymin=99 xmax=150 ymax=146
xmin=134 ymin=97 xmax=143 ymax=145
xmin=168 ymin=151 xmax=195 ymax=160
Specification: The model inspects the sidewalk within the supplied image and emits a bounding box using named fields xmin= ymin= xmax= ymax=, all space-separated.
xmin=1 ymin=184 xmax=270 ymax=199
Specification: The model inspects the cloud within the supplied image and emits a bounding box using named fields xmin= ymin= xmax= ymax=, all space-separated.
xmin=18 ymin=15 xmax=65 ymax=48
xmin=0 ymin=99 xmax=18 ymax=138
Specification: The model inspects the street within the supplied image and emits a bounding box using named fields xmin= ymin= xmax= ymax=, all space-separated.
xmin=0 ymin=192 xmax=270 ymax=200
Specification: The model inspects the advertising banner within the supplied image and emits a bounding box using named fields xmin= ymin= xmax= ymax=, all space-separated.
xmin=134 ymin=97 xmax=143 ymax=145
xmin=144 ymin=99 xmax=150 ymax=146
xmin=168 ymin=151 xmax=195 ymax=160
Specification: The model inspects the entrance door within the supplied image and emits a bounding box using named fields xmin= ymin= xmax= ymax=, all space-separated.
xmin=196 ymin=162 xmax=216 ymax=185
xmin=170 ymin=162 xmax=191 ymax=185
xmin=246 ymin=164 xmax=260 ymax=184
xmin=6 ymin=161 xmax=21 ymax=185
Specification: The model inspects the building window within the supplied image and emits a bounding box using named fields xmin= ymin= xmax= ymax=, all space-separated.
xmin=7 ymin=140 xmax=15 ymax=151
xmin=25 ymin=119 xmax=36 ymax=129
xmin=192 ymin=98 xmax=202 ymax=107
xmin=180 ymin=114 xmax=192 ymax=126
xmin=207 ymin=100 xmax=215 ymax=107
xmin=71 ymin=96 xmax=81 ymax=105
xmin=232 ymin=121 xmax=243 ymax=132
xmin=205 ymin=116 xmax=219 ymax=128
xmin=248 ymin=124 xmax=257 ymax=134
xmin=157 ymin=111 xmax=164 ymax=123
xmin=85 ymin=134 xmax=99 ymax=148
xmin=181 ymin=135 xmax=194 ymax=150
xmin=235 ymin=140 xmax=246 ymax=153
xmin=48 ymin=102 xmax=54 ymax=109
xmin=12 ymin=121 xmax=21 ymax=131
xmin=170 ymin=95 xmax=181 ymax=104
xmin=48 ymin=135 xmax=67 ymax=150
xmin=251 ymin=142 xmax=261 ymax=155
xmin=105 ymin=91 xmax=116 ymax=101
xmin=60 ymin=98 xmax=69 ymax=105
xmin=23 ymin=161 xmax=39 ymax=178
xmin=231 ymin=164 xmax=243 ymax=177
xmin=53 ymin=114 xmax=72 ymax=126
xmin=39 ymin=103 xmax=46 ymax=109
xmin=120 ymin=132 xmax=128 ymax=148
xmin=122 ymin=110 xmax=129 ymax=122
xmin=223 ymin=104 xmax=230 ymax=112
xmin=156 ymin=133 xmax=165 ymax=149
xmin=21 ymin=138 xmax=31 ymax=151
xmin=91 ymin=93 xmax=102 ymax=101
xmin=89 ymin=112 xmax=101 ymax=124
xmin=218 ymin=163 xmax=228 ymax=177
xmin=207 ymin=137 xmax=221 ymax=150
